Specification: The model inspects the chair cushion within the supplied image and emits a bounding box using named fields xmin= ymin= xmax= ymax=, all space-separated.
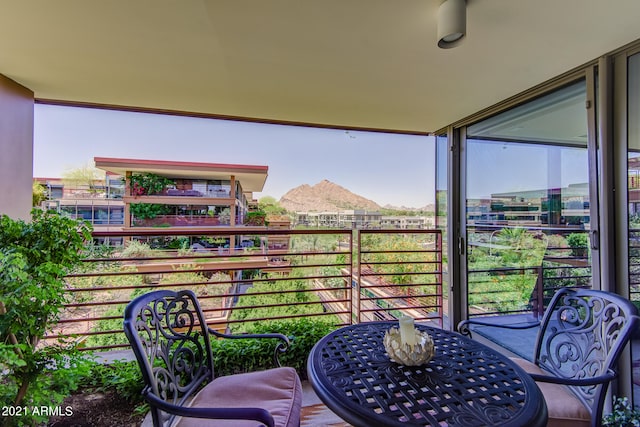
xmin=174 ymin=367 xmax=302 ymax=427
xmin=511 ymin=357 xmax=591 ymax=427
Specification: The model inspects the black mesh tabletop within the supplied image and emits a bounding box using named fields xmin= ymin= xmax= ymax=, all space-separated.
xmin=307 ymin=321 xmax=547 ymax=427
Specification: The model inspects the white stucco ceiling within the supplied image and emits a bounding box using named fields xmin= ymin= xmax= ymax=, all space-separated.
xmin=1 ymin=0 xmax=640 ymax=133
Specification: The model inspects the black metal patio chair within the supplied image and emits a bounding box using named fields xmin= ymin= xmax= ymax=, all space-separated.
xmin=123 ymin=289 xmax=302 ymax=427
xmin=458 ymin=287 xmax=639 ymax=427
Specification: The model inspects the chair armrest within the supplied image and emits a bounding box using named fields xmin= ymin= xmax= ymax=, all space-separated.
xmin=457 ymin=318 xmax=540 ymax=338
xmin=144 ymin=389 xmax=275 ymax=427
xmin=528 ymin=369 xmax=617 ymax=387
xmin=209 ymin=328 xmax=290 ymax=367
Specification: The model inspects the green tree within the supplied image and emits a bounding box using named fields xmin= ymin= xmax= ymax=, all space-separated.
xmin=32 ymin=181 xmax=47 ymax=206
xmin=62 ymin=164 xmax=105 ymax=194
xmin=258 ymin=196 xmax=288 ymax=215
xmin=0 ymin=210 xmax=92 ymax=422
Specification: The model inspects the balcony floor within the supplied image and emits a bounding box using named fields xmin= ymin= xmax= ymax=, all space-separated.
xmin=300 ymin=381 xmax=351 ymax=427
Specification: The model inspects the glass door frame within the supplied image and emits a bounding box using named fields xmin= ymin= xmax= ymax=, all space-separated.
xmin=437 ymin=41 xmax=640 ymax=408
xmin=443 ymin=67 xmax=604 ymax=328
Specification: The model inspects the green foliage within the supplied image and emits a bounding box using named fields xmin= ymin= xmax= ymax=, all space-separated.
xmin=630 ymin=213 xmax=640 ymax=229
xmin=566 ymin=233 xmax=589 ymax=257
xmin=78 ymin=360 xmax=145 ymax=405
xmin=32 ymin=181 xmax=47 ymax=207
xmin=62 ymin=164 xmax=105 ymax=194
xmin=362 ymin=234 xmax=435 ymax=284
xmin=212 ymin=318 xmax=336 ymax=380
xmin=0 ymin=209 xmax=92 ymax=423
xmin=258 ymin=196 xmax=288 ymax=215
xmin=129 ymin=172 xmax=174 ymax=196
xmin=118 ymin=240 xmax=155 ymax=258
xmin=130 ymin=203 xmax=171 ymax=220
xmin=245 ymin=210 xmax=268 ymax=226
xmin=467 ymin=228 xmax=549 ymax=314
xmin=230 ymin=278 xmax=329 ymax=330
xmin=165 ymin=236 xmax=190 ymax=250
xmin=85 ymin=269 xmax=218 ymax=349
xmin=602 ymin=396 xmax=640 ymax=427
xmin=545 ymin=234 xmax=569 ymax=256
xmin=0 ymin=352 xmax=93 ymax=426
xmin=84 ymin=306 xmax=129 ymax=348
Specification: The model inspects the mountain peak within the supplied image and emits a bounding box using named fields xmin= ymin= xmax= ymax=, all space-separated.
xmin=279 ymin=180 xmax=381 ymax=212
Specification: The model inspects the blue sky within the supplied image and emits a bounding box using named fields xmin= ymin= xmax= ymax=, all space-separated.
xmin=33 ymin=104 xmax=436 ymax=208
xmin=466 ymin=140 xmax=589 ymax=199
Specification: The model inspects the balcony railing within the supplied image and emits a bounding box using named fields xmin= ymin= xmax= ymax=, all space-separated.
xmin=45 ymin=223 xmax=594 ymax=352
xmin=47 ymin=228 xmax=443 ymax=351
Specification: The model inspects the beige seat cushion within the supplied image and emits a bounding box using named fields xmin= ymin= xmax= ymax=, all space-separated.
xmin=511 ymin=357 xmax=591 ymax=427
xmin=174 ymin=367 xmax=302 ymax=427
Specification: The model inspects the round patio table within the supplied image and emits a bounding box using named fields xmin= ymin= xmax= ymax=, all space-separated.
xmin=307 ymin=321 xmax=547 ymax=427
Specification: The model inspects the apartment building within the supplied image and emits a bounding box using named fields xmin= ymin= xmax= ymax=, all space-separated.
xmin=94 ymin=157 xmax=268 ymax=232
xmin=294 ymin=210 xmax=433 ymax=229
xmin=35 ymin=174 xmax=125 ymax=231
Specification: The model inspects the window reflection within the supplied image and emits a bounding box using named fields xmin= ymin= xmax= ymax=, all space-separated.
xmin=627 ymin=52 xmax=640 ymax=405
xmin=464 ymin=81 xmax=592 ymax=347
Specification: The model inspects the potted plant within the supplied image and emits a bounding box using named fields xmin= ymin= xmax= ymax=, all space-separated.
xmin=602 ymin=396 xmax=640 ymax=426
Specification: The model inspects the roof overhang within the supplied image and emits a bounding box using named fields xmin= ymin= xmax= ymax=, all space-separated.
xmin=94 ymin=157 xmax=268 ymax=192
xmin=2 ymin=1 xmax=640 ymax=133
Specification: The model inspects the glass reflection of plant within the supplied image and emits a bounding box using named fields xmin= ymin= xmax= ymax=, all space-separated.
xmin=468 ymin=227 xmax=549 ymax=313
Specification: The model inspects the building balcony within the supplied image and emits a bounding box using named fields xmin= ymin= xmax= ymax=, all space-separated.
xmin=131 ymin=214 xmax=230 ymax=227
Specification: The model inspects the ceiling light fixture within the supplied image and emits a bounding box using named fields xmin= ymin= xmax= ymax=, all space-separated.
xmin=437 ymin=0 xmax=466 ymax=49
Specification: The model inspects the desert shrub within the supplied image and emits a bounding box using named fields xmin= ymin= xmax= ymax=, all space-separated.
xmin=118 ymin=240 xmax=155 ymax=258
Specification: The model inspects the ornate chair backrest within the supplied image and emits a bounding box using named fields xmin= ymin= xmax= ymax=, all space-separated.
xmin=124 ymin=289 xmax=215 ymax=427
xmin=534 ymin=288 xmax=639 ymax=420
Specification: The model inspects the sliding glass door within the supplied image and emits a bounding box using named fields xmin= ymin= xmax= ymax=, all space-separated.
xmin=627 ymin=52 xmax=640 ymax=404
xmin=461 ymin=80 xmax=596 ymax=351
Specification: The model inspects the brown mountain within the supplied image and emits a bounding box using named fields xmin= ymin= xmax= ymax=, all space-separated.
xmin=279 ymin=180 xmax=381 ymax=212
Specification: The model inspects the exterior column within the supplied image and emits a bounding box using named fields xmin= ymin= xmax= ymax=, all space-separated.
xmin=229 ymin=175 xmax=236 ymax=253
xmin=0 ymin=74 xmax=33 ymax=220
xmin=124 ymin=171 xmax=132 ymax=229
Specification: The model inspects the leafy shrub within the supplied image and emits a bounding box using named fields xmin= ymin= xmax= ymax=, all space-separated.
xmin=78 ymin=360 xmax=145 ymax=404
xmin=84 ymin=305 xmax=130 ymax=348
xmin=0 ymin=210 xmax=92 ymax=425
xmin=230 ymin=278 xmax=329 ymax=329
xmin=129 ymin=203 xmax=171 ymax=221
xmin=212 ymin=318 xmax=336 ymax=380
xmin=244 ymin=210 xmax=268 ymax=226
xmin=0 ymin=352 xmax=93 ymax=426
xmin=566 ymin=233 xmax=589 ymax=257
xmin=129 ymin=172 xmax=174 ymax=196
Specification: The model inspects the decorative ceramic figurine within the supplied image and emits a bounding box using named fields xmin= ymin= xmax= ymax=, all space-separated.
xmin=383 ymin=326 xmax=435 ymax=366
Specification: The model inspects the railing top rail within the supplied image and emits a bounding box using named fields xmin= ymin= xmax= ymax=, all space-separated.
xmin=91 ymin=228 xmax=355 ymax=237
xmin=359 ymin=229 xmax=441 ymax=235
